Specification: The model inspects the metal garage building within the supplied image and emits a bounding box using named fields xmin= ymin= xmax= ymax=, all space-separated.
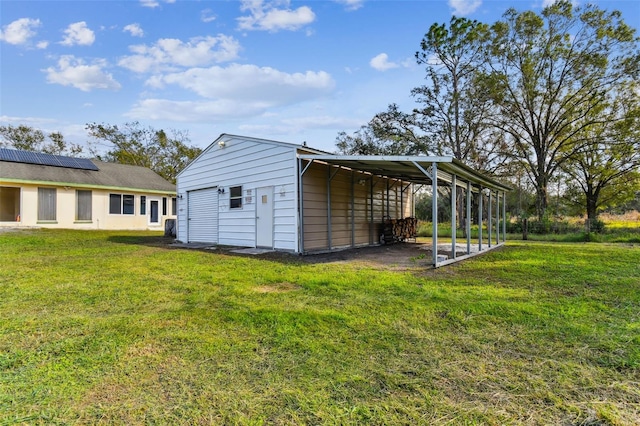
xmin=176 ymin=134 xmax=510 ymax=267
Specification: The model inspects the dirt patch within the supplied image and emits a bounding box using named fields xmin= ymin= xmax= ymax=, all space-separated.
xmin=300 ymin=243 xmax=432 ymax=269
xmin=169 ymin=238 xmax=498 ymax=271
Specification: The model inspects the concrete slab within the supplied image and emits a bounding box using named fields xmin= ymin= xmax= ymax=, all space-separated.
xmin=170 ymin=242 xmax=217 ymax=250
xmin=230 ymin=248 xmax=275 ymax=255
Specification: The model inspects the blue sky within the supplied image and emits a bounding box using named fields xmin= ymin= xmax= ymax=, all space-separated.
xmin=1 ymin=0 xmax=639 ymax=153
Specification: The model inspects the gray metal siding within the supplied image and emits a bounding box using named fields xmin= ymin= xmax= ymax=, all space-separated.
xmin=176 ymin=137 xmax=298 ymax=250
xmin=187 ymin=187 xmax=218 ymax=243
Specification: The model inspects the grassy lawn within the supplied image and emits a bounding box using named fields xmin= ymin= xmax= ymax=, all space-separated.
xmin=1 ymin=230 xmax=639 ymax=425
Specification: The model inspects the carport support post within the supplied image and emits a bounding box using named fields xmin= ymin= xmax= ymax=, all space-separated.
xmin=503 ymin=191 xmax=507 ymax=242
xmin=432 ymin=162 xmax=438 ymax=266
xmin=466 ymin=180 xmax=471 ymax=256
xmin=496 ymin=190 xmax=500 ymax=245
xmin=451 ymin=174 xmax=456 ymax=259
xmin=370 ymin=177 xmax=374 ymax=245
xmin=327 ymin=165 xmax=332 ymax=251
xmin=478 ymin=187 xmax=483 ymax=252
xmin=487 ymin=190 xmax=493 ymax=248
xmin=298 ymin=158 xmax=304 ymax=253
xmin=351 ymin=171 xmax=355 ymax=247
xmin=386 ymin=180 xmax=390 ymax=218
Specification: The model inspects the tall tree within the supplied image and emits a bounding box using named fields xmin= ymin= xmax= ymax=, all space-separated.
xmin=562 ymin=84 xmax=640 ymax=221
xmin=86 ymin=122 xmax=201 ymax=184
xmin=483 ymin=0 xmax=640 ymax=219
xmin=413 ymin=16 xmax=504 ymax=171
xmin=338 ymin=17 xmax=505 ymax=171
xmin=0 ymin=124 xmax=83 ymax=156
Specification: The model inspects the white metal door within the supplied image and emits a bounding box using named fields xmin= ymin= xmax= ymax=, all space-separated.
xmin=187 ymin=187 xmax=218 ymax=243
xmin=256 ymin=186 xmax=274 ymax=248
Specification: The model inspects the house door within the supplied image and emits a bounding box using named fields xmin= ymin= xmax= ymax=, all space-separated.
xmin=149 ymin=200 xmax=159 ymax=224
xmin=256 ymin=186 xmax=273 ymax=248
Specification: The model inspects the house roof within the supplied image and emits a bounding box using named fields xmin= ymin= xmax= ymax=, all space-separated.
xmin=0 ymin=156 xmax=175 ymax=194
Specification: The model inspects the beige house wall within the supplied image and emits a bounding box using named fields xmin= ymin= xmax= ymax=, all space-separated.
xmin=0 ymin=181 xmax=175 ymax=230
xmin=301 ymin=162 xmax=413 ymax=252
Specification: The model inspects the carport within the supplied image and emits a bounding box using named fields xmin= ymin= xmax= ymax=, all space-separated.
xmin=297 ymin=155 xmax=511 ymax=268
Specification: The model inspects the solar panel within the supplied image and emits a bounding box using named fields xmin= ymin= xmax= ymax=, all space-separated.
xmin=0 ymin=148 xmax=99 ymax=171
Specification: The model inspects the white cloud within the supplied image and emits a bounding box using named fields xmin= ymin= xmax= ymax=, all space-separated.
xmin=0 ymin=115 xmax=57 ymax=127
xmin=61 ymin=22 xmax=95 ymax=46
xmin=334 ymin=0 xmax=364 ymax=11
xmin=44 ymin=55 xmax=121 ymax=91
xmin=124 ymin=23 xmax=144 ymax=37
xmin=370 ymin=53 xmax=399 ymax=71
xmin=127 ymin=98 xmax=269 ymax=121
xmin=129 ymin=64 xmax=336 ymax=122
xmin=448 ymin=0 xmax=482 ymax=16
xmin=36 ymin=40 xmax=49 ymax=49
xmin=140 ymin=0 xmax=176 ymax=8
xmin=238 ymin=0 xmax=315 ymax=32
xmin=0 ymin=18 xmax=41 ymax=45
xmin=201 ymin=9 xmax=216 ymax=23
xmin=147 ymin=63 xmax=335 ymax=104
xmin=118 ymin=35 xmax=241 ymax=73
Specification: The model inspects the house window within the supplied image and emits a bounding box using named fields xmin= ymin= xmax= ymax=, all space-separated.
xmin=162 ymin=197 xmax=167 ymax=215
xmin=0 ymin=186 xmax=20 ymax=222
xmin=76 ymin=190 xmax=92 ymax=221
xmin=140 ymin=196 xmax=146 ymax=215
xmin=230 ymin=186 xmax=242 ymax=209
xmin=38 ymin=187 xmax=57 ymax=221
xmin=109 ymin=194 xmax=135 ymax=215
xmin=171 ymin=197 xmax=177 ymax=215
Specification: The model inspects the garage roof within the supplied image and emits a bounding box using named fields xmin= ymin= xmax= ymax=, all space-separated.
xmin=298 ymin=154 xmax=511 ymax=192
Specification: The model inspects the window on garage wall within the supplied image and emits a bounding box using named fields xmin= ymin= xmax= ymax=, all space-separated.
xmin=230 ymin=186 xmax=242 ymax=209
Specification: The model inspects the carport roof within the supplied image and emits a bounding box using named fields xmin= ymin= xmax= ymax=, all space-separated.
xmin=297 ymin=154 xmax=511 ymax=192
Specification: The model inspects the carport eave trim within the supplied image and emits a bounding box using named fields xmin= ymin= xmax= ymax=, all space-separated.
xmin=297 ymin=154 xmax=511 ymax=192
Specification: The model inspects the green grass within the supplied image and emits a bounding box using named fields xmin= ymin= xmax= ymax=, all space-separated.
xmin=1 ymin=230 xmax=639 ymax=425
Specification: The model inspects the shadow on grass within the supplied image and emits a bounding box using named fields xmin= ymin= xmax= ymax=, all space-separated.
xmin=107 ymin=234 xmax=176 ymax=248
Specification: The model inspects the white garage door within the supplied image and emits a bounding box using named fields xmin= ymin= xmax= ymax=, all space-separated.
xmin=187 ymin=187 xmax=218 ymax=243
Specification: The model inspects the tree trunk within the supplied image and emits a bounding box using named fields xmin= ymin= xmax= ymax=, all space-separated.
xmin=535 ymin=183 xmax=548 ymax=220
xmin=585 ymin=183 xmax=599 ymax=223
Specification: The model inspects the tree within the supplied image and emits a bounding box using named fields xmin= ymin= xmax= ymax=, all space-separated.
xmin=335 ymin=104 xmax=425 ymax=155
xmin=344 ymin=17 xmax=505 ymax=171
xmin=0 ymin=124 xmax=83 ymax=156
xmin=482 ymin=1 xmax=640 ymax=219
xmin=561 ymin=85 xmax=640 ymax=221
xmin=86 ymin=122 xmax=201 ymax=184
xmin=413 ymin=16 xmax=505 ymax=171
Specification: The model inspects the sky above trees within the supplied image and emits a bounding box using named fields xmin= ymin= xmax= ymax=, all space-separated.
xmin=1 ymin=0 xmax=638 ymax=152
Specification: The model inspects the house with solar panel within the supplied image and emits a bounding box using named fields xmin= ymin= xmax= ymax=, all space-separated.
xmin=0 ymin=148 xmax=177 ymax=230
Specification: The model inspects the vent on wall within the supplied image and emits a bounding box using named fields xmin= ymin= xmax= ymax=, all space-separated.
xmin=0 ymin=148 xmax=99 ymax=171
